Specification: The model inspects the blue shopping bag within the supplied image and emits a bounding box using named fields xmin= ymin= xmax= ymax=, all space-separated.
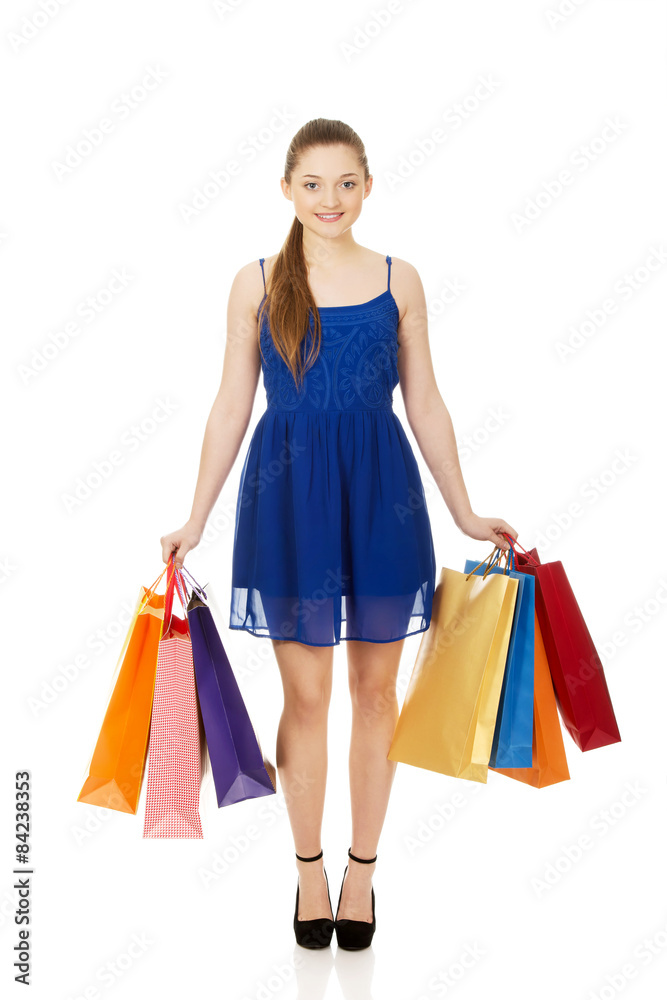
xmin=464 ymin=547 xmax=535 ymax=767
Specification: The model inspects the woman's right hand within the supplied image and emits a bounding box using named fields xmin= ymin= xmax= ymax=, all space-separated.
xmin=159 ymin=521 xmax=203 ymax=569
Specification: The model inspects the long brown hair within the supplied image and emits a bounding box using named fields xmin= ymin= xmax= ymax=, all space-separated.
xmin=257 ymin=118 xmax=369 ymax=390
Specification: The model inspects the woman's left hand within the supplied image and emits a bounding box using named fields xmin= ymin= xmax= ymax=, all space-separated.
xmin=456 ymin=513 xmax=518 ymax=551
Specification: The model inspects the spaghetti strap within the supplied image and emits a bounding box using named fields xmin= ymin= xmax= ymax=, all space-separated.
xmin=386 ymin=254 xmax=392 ymax=291
xmin=259 ymin=257 xmax=266 ymax=292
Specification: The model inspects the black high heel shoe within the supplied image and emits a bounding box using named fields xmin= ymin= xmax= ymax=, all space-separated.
xmin=293 ymin=849 xmax=334 ymax=949
xmin=334 ymin=847 xmax=377 ymax=950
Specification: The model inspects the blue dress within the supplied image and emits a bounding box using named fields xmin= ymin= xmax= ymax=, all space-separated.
xmin=228 ymin=254 xmax=436 ymax=646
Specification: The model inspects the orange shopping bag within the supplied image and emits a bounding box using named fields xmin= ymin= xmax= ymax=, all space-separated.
xmin=491 ymin=612 xmax=570 ymax=788
xmin=77 ymin=561 xmax=176 ymax=814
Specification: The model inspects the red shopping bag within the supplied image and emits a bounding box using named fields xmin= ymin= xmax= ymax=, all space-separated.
xmin=504 ymin=534 xmax=621 ymax=752
xmin=142 ymin=562 xmax=204 ymax=838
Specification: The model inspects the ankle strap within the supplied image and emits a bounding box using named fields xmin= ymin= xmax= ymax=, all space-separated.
xmin=295 ymin=849 xmax=323 ymax=862
xmin=348 ymin=847 xmax=377 ymax=864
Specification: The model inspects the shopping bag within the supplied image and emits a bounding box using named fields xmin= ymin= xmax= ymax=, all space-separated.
xmin=505 ymin=534 xmax=621 ymax=752
xmin=77 ymin=562 xmax=171 ymax=814
xmin=387 ymin=549 xmax=518 ymax=783
xmin=143 ymin=566 xmax=204 ymax=838
xmin=464 ymin=545 xmax=535 ymax=768
xmin=491 ymin=610 xmax=570 ymax=788
xmin=179 ymin=565 xmax=277 ymax=806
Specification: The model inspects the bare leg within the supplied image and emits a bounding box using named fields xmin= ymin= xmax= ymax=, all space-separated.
xmin=272 ymin=637 xmax=334 ymax=921
xmin=336 ymin=636 xmax=405 ymax=921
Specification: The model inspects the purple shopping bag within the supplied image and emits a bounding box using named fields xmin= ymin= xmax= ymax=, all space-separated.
xmin=178 ymin=566 xmax=276 ymax=807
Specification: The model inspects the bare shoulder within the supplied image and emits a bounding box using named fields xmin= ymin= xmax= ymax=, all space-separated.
xmin=243 ymin=253 xmax=280 ymax=283
xmin=228 ymin=257 xmax=273 ymax=319
xmin=387 ymin=255 xmax=425 ymax=324
xmin=230 ymin=256 xmax=266 ymax=294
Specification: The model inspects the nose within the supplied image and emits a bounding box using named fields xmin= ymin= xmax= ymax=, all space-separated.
xmin=319 ymin=190 xmax=341 ymax=209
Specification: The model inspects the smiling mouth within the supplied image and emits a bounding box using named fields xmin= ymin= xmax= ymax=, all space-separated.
xmin=316 ymin=213 xmax=343 ymax=220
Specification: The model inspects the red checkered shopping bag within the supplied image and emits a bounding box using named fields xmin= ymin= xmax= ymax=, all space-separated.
xmin=142 ymin=566 xmax=204 ymax=839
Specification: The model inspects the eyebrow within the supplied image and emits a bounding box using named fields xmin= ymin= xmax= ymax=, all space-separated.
xmin=300 ymin=173 xmax=360 ymax=179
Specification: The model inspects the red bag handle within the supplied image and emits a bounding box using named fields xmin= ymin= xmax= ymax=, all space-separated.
xmin=162 ymin=553 xmax=194 ymax=637
xmin=135 ymin=555 xmax=191 ymax=630
xmin=500 ymin=531 xmax=539 ymax=567
xmin=161 ymin=556 xmax=178 ymax=638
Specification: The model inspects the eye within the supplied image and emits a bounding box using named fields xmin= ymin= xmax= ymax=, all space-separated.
xmin=304 ymin=181 xmax=356 ymax=190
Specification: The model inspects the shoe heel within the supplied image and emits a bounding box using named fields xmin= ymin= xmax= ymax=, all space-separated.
xmin=334 ymin=848 xmax=377 ymax=950
xmin=293 ymin=849 xmax=334 ymax=949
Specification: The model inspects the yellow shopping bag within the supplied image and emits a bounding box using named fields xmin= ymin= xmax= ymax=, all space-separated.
xmin=388 ymin=551 xmax=518 ymax=783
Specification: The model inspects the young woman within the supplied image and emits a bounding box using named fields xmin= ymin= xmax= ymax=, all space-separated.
xmin=160 ymin=118 xmax=518 ymax=950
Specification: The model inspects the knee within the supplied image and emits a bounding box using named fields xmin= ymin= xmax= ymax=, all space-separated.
xmin=285 ymin=683 xmax=331 ymax=723
xmin=349 ymin=676 xmax=397 ymax=719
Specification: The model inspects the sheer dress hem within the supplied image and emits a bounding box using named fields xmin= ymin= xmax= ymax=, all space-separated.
xmin=229 ymin=581 xmax=434 ymax=647
xmin=227 ymin=619 xmax=432 ymax=647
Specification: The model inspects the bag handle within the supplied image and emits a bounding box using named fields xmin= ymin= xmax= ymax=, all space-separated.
xmin=135 ymin=562 xmax=171 ymax=618
xmin=178 ymin=563 xmax=208 ymax=601
xmin=135 ymin=554 xmax=180 ymax=633
xmin=491 ymin=544 xmax=517 ymax=576
xmin=139 ymin=563 xmax=169 ymax=603
xmin=466 ymin=538 xmax=520 ymax=580
xmin=163 ymin=563 xmax=192 ymax=637
xmin=134 ymin=555 xmax=205 ymax=625
xmin=173 ymin=565 xmax=189 ymax=611
xmin=161 ymin=554 xmax=181 ymax=639
xmin=465 ymin=545 xmax=504 ymax=581
xmin=163 ymin=555 xmax=205 ymax=636
xmin=501 ymin=531 xmax=539 ymax=568
xmin=497 ymin=541 xmax=516 ymax=572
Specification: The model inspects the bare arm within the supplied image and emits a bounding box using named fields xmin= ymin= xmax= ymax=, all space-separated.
xmin=394 ymin=258 xmax=518 ymax=550
xmin=160 ymin=260 xmax=263 ymax=566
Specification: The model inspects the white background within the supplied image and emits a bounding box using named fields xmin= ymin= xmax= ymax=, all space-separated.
xmin=2 ymin=1 xmax=666 ymax=998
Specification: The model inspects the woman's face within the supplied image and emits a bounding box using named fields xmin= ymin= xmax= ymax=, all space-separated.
xmin=282 ymin=144 xmax=372 ymax=239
